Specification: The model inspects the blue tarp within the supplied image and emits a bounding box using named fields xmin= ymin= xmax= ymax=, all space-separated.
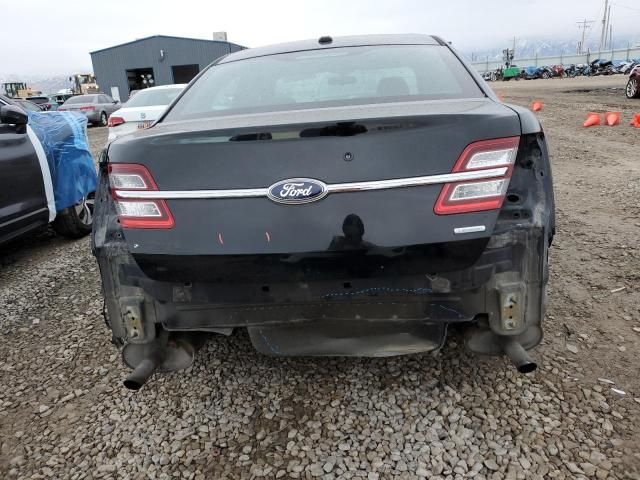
xmin=27 ymin=112 xmax=97 ymax=211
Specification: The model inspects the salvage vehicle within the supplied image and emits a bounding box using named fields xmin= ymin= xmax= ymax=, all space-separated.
xmin=626 ymin=65 xmax=640 ymax=99
xmin=107 ymin=84 xmax=186 ymax=142
xmin=25 ymin=95 xmax=54 ymax=110
xmin=58 ymin=94 xmax=120 ymax=126
xmin=0 ymin=94 xmax=97 ymax=245
xmin=10 ymin=98 xmax=43 ymax=112
xmin=92 ymin=34 xmax=555 ymax=390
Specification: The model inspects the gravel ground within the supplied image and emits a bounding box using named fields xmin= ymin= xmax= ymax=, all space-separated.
xmin=1 ymin=77 xmax=639 ymax=479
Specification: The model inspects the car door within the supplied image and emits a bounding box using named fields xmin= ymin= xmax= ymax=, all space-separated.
xmin=0 ymin=97 xmax=51 ymax=244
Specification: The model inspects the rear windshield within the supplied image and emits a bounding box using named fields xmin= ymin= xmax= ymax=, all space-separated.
xmin=27 ymin=97 xmax=48 ymax=104
xmin=123 ymin=87 xmax=183 ymax=108
xmin=64 ymin=95 xmax=97 ymax=105
xmin=164 ymin=45 xmax=483 ymax=121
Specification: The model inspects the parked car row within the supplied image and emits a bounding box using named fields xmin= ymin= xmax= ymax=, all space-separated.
xmin=13 ymin=85 xmax=185 ymax=134
xmin=483 ymin=58 xmax=640 ymax=82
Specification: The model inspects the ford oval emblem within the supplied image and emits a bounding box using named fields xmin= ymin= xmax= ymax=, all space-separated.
xmin=267 ymin=178 xmax=328 ymax=205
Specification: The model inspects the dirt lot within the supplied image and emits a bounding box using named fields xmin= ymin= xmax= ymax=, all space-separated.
xmin=0 ymin=76 xmax=639 ymax=479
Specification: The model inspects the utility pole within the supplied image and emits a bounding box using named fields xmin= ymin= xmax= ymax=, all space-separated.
xmin=609 ymin=24 xmax=613 ymax=51
xmin=599 ymin=0 xmax=609 ymax=51
xmin=577 ymin=19 xmax=594 ymax=54
xmin=606 ymin=6 xmax=611 ymax=48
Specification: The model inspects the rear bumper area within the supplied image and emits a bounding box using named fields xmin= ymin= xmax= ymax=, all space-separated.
xmin=94 ymin=223 xmax=549 ymax=357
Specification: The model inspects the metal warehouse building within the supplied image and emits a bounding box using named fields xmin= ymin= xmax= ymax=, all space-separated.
xmin=90 ymin=35 xmax=245 ymax=102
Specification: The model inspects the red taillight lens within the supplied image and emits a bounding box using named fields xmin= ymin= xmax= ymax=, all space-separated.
xmin=434 ymin=137 xmax=520 ymax=215
xmin=80 ymin=106 xmax=95 ymax=111
xmin=107 ymin=116 xmax=125 ymax=127
xmin=108 ymin=164 xmax=174 ymax=229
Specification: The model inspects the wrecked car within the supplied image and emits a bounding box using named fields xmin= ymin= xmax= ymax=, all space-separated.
xmin=0 ymin=94 xmax=96 ymax=245
xmin=92 ymin=34 xmax=555 ymax=390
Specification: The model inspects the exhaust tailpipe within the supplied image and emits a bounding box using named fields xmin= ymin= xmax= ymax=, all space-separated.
xmin=500 ymin=337 xmax=537 ymax=373
xmin=122 ymin=333 xmax=200 ymax=390
xmin=124 ymin=350 xmax=166 ymax=391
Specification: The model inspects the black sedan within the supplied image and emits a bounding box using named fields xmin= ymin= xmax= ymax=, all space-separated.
xmin=93 ymin=34 xmax=555 ymax=390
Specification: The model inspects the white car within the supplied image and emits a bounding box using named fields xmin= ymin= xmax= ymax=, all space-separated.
xmin=107 ymin=84 xmax=186 ymax=141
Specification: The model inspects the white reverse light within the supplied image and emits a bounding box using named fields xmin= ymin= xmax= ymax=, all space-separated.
xmin=109 ymin=173 xmax=148 ymax=190
xmin=465 ymin=148 xmax=517 ymax=170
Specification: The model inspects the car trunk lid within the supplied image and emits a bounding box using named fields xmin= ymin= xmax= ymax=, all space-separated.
xmin=107 ymin=99 xmax=521 ymax=261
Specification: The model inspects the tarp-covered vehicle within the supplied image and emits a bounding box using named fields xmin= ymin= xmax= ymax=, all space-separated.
xmin=0 ymin=94 xmax=97 ymax=244
xmin=93 ymin=35 xmax=555 ymax=390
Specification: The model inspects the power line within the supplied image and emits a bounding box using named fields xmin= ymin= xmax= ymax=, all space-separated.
xmin=611 ymin=2 xmax=640 ymax=12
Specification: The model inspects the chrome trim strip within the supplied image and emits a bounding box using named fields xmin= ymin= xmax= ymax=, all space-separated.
xmin=115 ymin=167 xmax=508 ymax=200
xmin=454 ymin=225 xmax=487 ymax=234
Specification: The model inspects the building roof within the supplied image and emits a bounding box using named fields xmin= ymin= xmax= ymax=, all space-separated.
xmin=219 ymin=34 xmax=442 ymax=64
xmin=90 ymin=35 xmax=245 ymax=55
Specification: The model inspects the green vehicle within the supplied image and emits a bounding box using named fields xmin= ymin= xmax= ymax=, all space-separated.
xmin=501 ymin=65 xmax=521 ymax=81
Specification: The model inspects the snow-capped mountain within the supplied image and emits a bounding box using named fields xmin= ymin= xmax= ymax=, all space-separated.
xmin=464 ymin=34 xmax=640 ymax=62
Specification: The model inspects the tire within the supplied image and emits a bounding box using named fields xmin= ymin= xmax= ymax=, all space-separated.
xmin=52 ymin=192 xmax=95 ymax=239
xmin=542 ymin=72 xmax=550 ymax=79
xmin=99 ymin=111 xmax=108 ymax=126
xmin=626 ymin=78 xmax=640 ymax=99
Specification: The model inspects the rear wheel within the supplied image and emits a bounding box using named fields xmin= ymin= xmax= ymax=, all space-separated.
xmin=100 ymin=112 xmax=108 ymax=126
xmin=626 ymin=78 xmax=640 ymax=99
xmin=52 ymin=192 xmax=95 ymax=239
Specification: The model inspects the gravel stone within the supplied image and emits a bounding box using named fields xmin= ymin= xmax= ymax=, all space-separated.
xmin=2 ymin=89 xmax=640 ymax=480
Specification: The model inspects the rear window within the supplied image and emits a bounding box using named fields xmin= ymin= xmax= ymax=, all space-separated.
xmin=164 ymin=45 xmax=483 ymax=121
xmin=123 ymin=87 xmax=183 ymax=108
xmin=64 ymin=95 xmax=96 ymax=105
xmin=27 ymin=97 xmax=48 ymax=104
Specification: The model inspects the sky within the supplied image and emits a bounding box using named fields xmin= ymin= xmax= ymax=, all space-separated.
xmin=2 ymin=0 xmax=639 ymax=76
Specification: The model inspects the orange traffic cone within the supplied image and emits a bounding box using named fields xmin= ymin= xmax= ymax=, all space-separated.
xmin=531 ymin=100 xmax=543 ymax=112
xmin=630 ymin=114 xmax=640 ymax=128
xmin=604 ymin=112 xmax=620 ymax=126
xmin=583 ymin=112 xmax=601 ymax=127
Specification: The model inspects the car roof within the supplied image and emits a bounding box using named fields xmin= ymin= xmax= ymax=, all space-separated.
xmin=218 ymin=34 xmax=443 ymax=64
xmin=140 ymin=84 xmax=187 ymax=91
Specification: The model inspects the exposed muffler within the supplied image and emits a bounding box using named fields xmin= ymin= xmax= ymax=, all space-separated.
xmin=122 ymin=333 xmax=203 ymax=390
xmin=500 ymin=337 xmax=537 ymax=373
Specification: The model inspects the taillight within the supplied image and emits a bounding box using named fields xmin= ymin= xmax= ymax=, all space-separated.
xmin=80 ymin=106 xmax=95 ymax=111
xmin=434 ymin=137 xmax=519 ymax=215
xmin=107 ymin=116 xmax=125 ymax=127
xmin=108 ymin=164 xmax=174 ymax=229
